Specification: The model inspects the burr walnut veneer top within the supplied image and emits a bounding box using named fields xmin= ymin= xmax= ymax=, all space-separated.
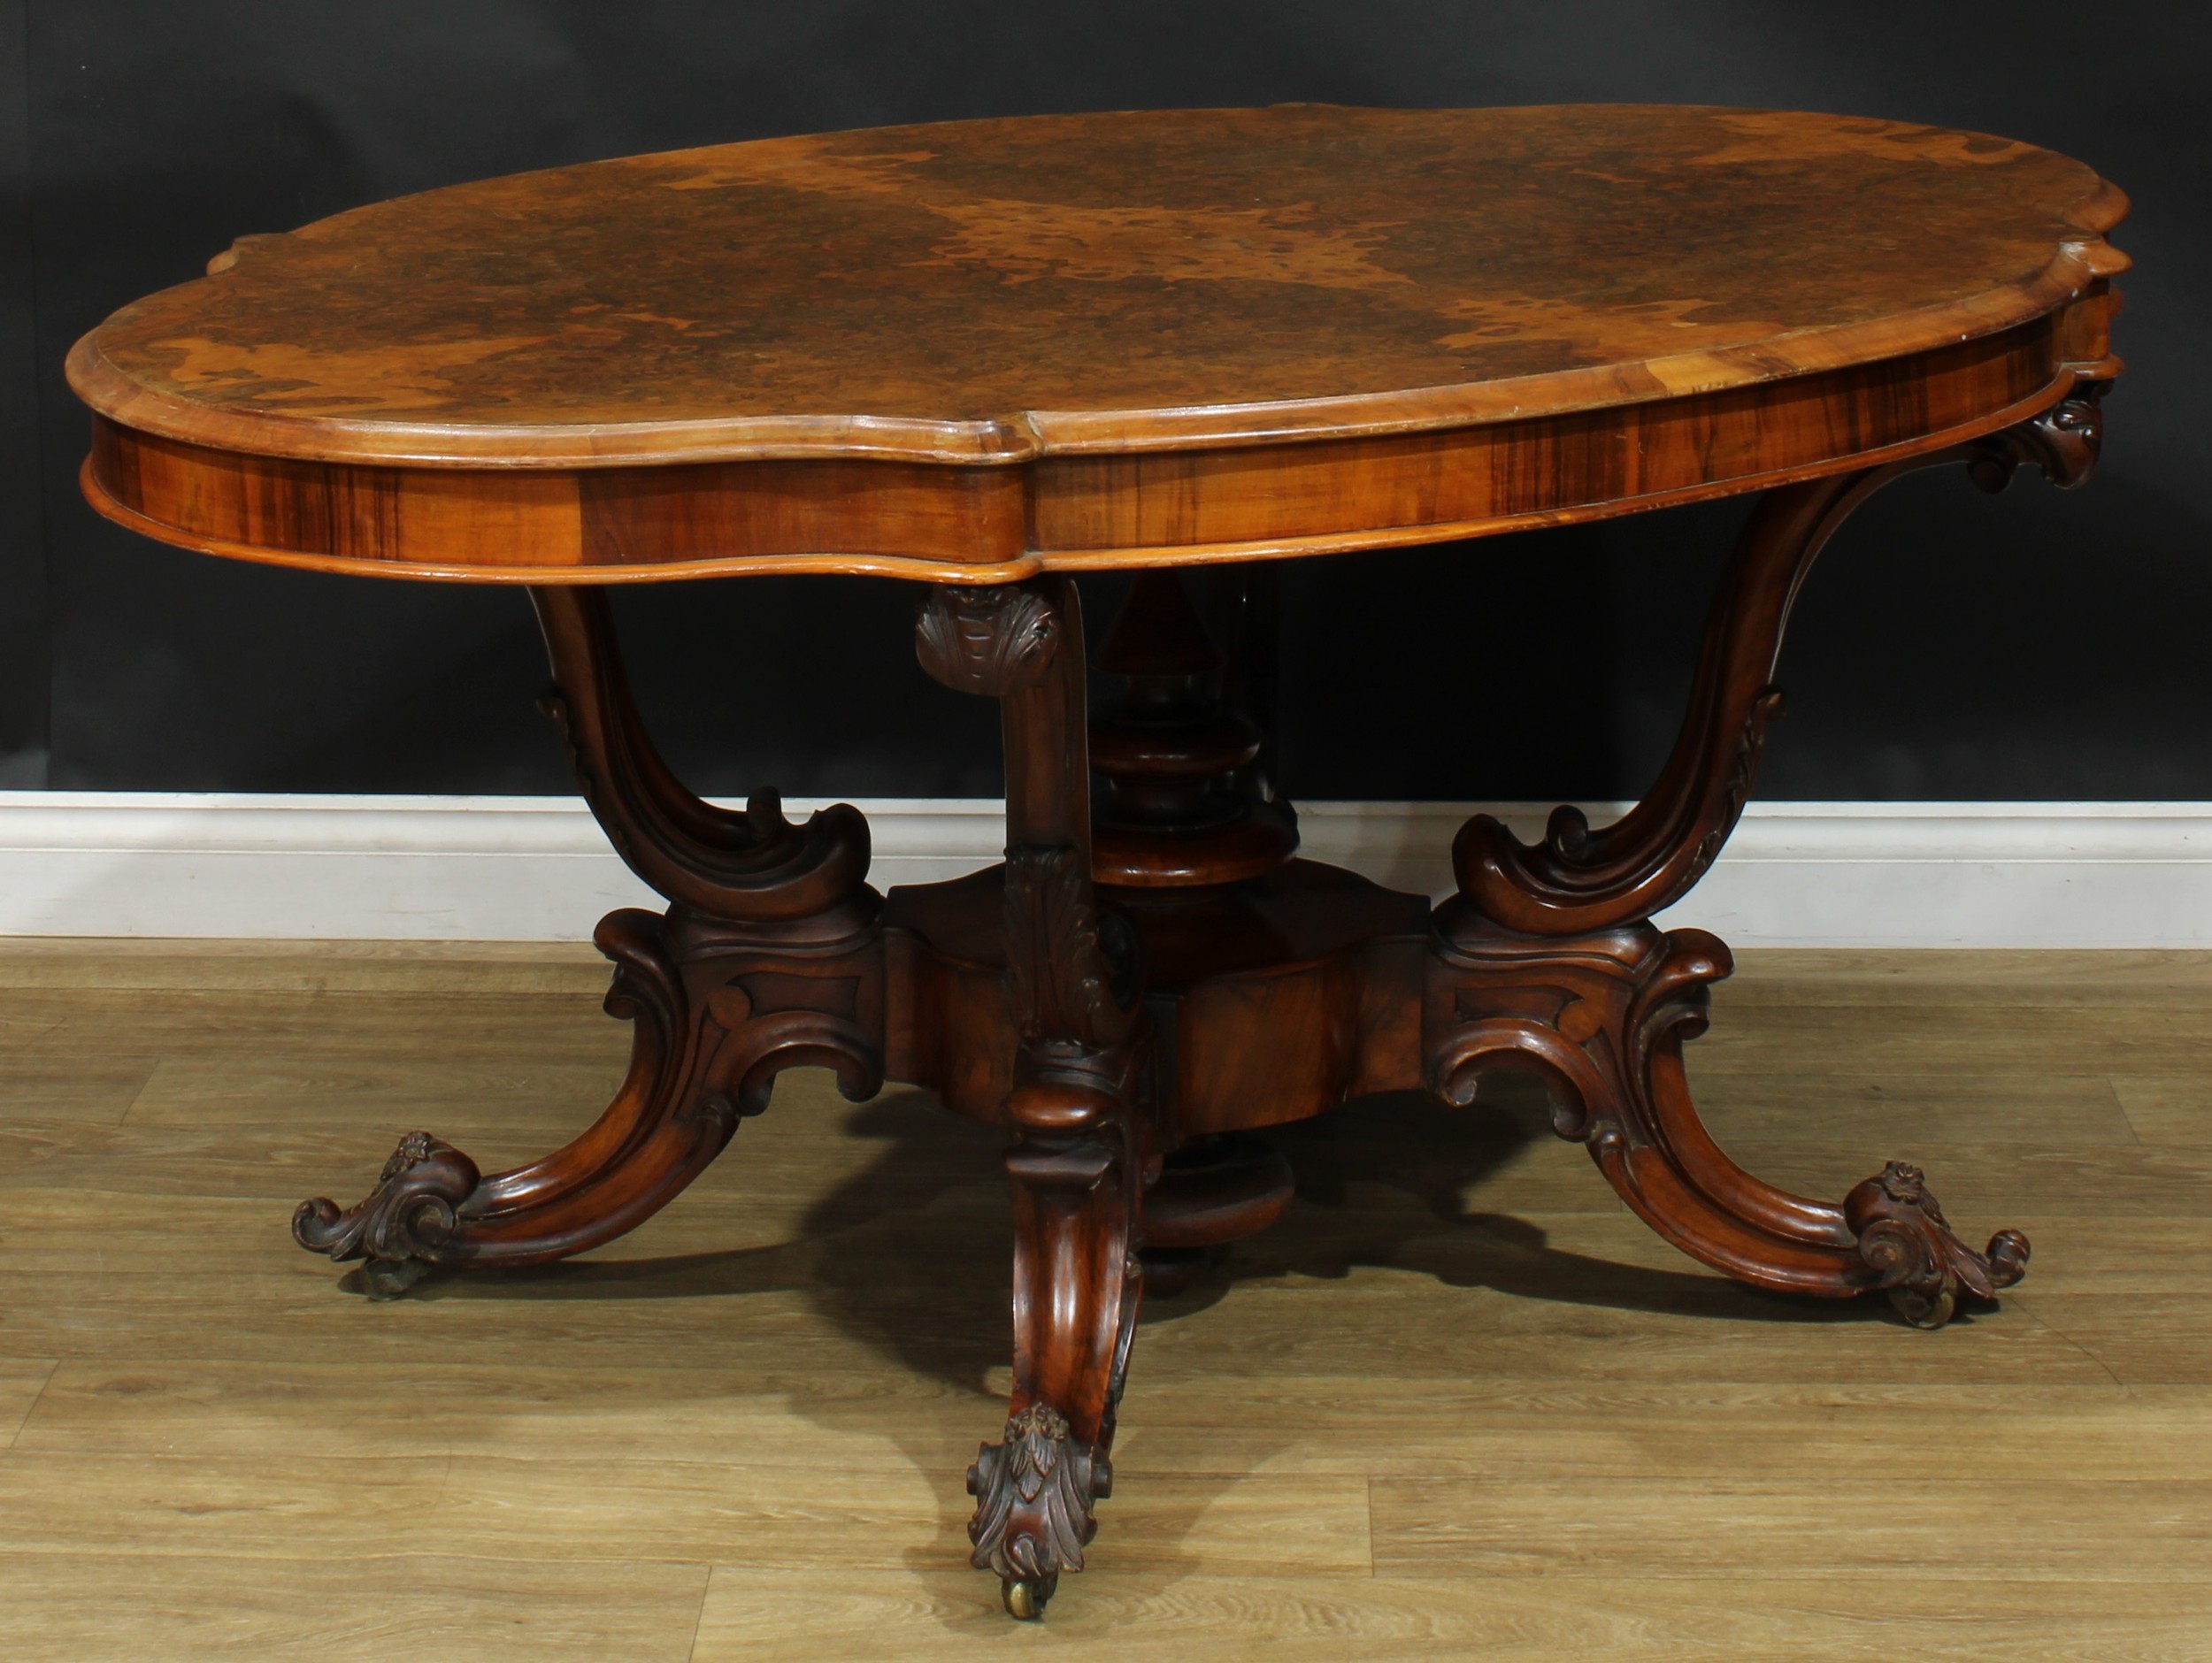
xmin=69 ymin=104 xmax=2127 ymax=581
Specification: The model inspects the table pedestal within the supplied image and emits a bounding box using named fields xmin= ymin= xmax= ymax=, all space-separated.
xmin=294 ymin=393 xmax=2097 ymax=1617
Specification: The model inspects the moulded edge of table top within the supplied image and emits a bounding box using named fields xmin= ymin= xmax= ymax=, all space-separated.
xmin=63 ymin=180 xmax=2130 ymax=471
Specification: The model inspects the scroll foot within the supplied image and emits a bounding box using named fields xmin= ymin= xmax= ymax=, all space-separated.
xmin=1847 ymin=1161 xmax=2030 ymax=1328
xmin=292 ymin=1130 xmax=480 ymax=1291
xmin=967 ymin=1404 xmax=1108 ymax=1621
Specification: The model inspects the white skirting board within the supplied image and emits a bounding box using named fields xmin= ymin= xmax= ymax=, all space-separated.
xmin=0 ymin=792 xmax=2207 ymax=947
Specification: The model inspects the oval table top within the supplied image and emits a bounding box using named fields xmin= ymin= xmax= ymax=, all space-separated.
xmin=71 ymin=103 xmax=2127 ymax=584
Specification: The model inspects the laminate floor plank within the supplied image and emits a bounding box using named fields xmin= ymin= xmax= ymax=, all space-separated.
xmin=1368 ymin=1475 xmax=2212 ymax=1579
xmin=2 ymin=940 xmax=2207 ymax=1657
xmin=2110 ymin=1076 xmax=2212 ymax=1145
xmin=0 ymin=1552 xmax=710 ymax=1661
xmin=1686 ymin=1014 xmax=2212 ymax=1075
xmin=0 ymin=1055 xmax=161 ymax=1126
xmin=31 ymin=1359 xmax=2204 ymax=1482
xmin=1684 ymin=1072 xmax=2138 ymax=1146
xmin=0 ymin=1361 xmax=57 ymax=1448
xmin=0 ymin=1450 xmax=1371 ymax=1577
xmin=687 ymin=1567 xmax=2212 ymax=1663
xmin=120 ymin=1054 xmax=629 ymax=1126
xmin=1720 ymin=948 xmax=2212 ymax=1006
xmin=3 ymin=991 xmax=626 ymax=1065
xmin=0 ymin=936 xmax=607 ymax=992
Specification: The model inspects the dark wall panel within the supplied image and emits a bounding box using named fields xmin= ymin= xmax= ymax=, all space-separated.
xmin=15 ymin=2 xmax=2209 ymax=801
xmin=0 ymin=0 xmax=43 ymax=785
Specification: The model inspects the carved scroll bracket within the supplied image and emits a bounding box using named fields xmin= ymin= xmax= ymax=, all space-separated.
xmin=1967 ymin=381 xmax=2108 ymax=494
xmin=1450 ymin=379 xmax=2119 ymax=939
xmin=1447 ymin=469 xmax=1880 ymax=937
xmin=296 ymin=885 xmax=886 ymax=1295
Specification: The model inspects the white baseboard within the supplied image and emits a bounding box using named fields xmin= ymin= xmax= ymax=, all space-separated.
xmin=0 ymin=793 xmax=2206 ymax=947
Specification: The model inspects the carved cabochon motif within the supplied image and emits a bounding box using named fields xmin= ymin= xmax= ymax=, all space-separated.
xmin=72 ymin=104 xmax=2114 ymax=457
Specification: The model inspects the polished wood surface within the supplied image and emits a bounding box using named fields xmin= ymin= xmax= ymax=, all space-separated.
xmin=61 ymin=103 xmax=2133 ymax=1618
xmin=3 ymin=939 xmax=2208 ymax=1657
xmin=69 ymin=104 xmax=2125 ymax=581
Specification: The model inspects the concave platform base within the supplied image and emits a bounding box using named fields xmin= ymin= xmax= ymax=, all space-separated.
xmin=883 ymin=856 xmax=1423 ymax=1290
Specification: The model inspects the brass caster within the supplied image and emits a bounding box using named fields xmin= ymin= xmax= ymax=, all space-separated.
xmin=1002 ymin=1573 xmax=1056 ymax=1621
xmin=361 ymin=1257 xmax=431 ymax=1300
xmin=1886 ymin=1285 xmax=1956 ymax=1330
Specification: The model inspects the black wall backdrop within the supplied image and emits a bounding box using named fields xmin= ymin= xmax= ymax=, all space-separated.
xmin=4 ymin=3 xmax=2206 ymax=802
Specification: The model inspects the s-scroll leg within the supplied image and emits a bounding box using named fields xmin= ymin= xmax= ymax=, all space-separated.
xmin=294 ymin=587 xmax=885 ymax=1292
xmin=294 ymin=900 xmax=885 ymax=1294
xmin=1429 ymin=422 xmax=2097 ymax=1322
xmin=1425 ymin=922 xmax=2027 ymax=1326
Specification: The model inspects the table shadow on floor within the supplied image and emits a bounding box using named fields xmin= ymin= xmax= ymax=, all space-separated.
xmin=392 ymin=1072 xmax=1881 ymax=1338
xmin=366 ymin=1070 xmax=1892 ymax=1615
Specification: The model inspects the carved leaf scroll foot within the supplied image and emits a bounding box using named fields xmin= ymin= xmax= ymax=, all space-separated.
xmin=967 ymin=1402 xmax=1109 ymax=1620
xmin=292 ymin=1130 xmax=481 ymax=1294
xmin=1846 ymin=1160 xmax=2031 ymax=1328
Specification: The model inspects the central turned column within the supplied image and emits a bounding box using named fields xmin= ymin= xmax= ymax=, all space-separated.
xmin=1090 ymin=569 xmax=1297 ymax=889
xmin=1089 ymin=570 xmax=1301 ymax=1291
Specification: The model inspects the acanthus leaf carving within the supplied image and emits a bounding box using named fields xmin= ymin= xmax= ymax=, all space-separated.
xmin=1002 ymin=843 xmax=1141 ymax=1051
xmin=915 ymin=584 xmax=1060 ymax=697
xmin=292 ymin=1130 xmax=482 ymax=1299
xmin=1845 ymin=1160 xmax=2031 ymax=1328
xmin=966 ymin=1402 xmax=1104 ymax=1617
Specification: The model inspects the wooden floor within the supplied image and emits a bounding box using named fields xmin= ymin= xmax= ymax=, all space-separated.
xmin=1 ymin=939 xmax=2208 ymax=1659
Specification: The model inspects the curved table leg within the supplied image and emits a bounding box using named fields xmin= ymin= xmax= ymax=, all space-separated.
xmin=1425 ymin=923 xmax=2028 ymax=1327
xmin=294 ymin=587 xmax=884 ymax=1295
xmin=1429 ymin=398 xmax=2105 ymax=1322
xmin=918 ymin=580 xmax=1147 ymax=1619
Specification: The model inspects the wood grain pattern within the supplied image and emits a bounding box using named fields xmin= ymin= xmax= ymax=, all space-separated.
xmin=69 ymin=104 xmax=2126 ymax=581
xmin=72 ymin=106 xmax=2124 ymax=461
xmin=3 ymin=939 xmax=2209 ymax=1658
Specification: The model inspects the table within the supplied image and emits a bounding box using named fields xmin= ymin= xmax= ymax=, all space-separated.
xmin=68 ymin=104 xmax=2127 ymax=1619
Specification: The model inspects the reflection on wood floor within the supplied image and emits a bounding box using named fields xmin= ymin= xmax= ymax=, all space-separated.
xmin=2 ymin=939 xmax=2208 ymax=1659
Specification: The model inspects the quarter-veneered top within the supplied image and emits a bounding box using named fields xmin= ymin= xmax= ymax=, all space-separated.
xmin=69 ymin=103 xmax=2125 ymax=468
